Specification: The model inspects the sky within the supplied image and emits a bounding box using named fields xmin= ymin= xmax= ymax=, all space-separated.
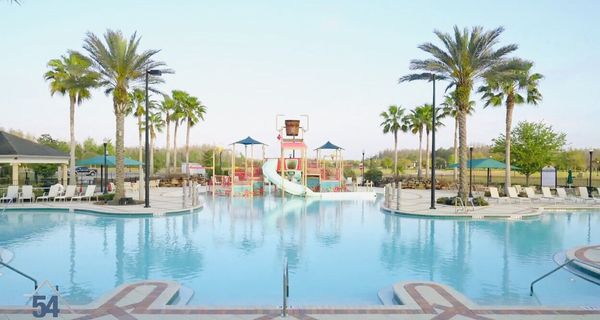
xmin=1 ymin=0 xmax=599 ymax=159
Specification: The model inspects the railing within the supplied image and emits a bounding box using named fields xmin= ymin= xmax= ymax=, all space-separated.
xmin=0 ymin=261 xmax=38 ymax=289
xmin=530 ymin=258 xmax=575 ymax=296
xmin=282 ymin=257 xmax=289 ymax=317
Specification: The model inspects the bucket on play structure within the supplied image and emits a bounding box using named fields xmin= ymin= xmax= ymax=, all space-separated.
xmin=285 ymin=120 xmax=300 ymax=136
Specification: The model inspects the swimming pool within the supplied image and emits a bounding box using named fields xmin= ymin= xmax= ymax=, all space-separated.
xmin=1 ymin=196 xmax=599 ymax=307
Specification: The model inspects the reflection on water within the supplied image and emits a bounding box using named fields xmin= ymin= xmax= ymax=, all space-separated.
xmin=0 ymin=196 xmax=599 ymax=307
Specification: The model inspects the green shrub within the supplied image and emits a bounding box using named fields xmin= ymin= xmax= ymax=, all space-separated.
xmin=436 ymin=196 xmax=489 ymax=206
xmin=364 ymin=168 xmax=383 ymax=186
xmin=343 ymin=168 xmax=356 ymax=180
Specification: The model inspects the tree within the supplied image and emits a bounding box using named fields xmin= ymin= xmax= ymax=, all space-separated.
xmin=147 ymin=110 xmax=165 ymax=175
xmin=171 ymin=90 xmax=188 ymax=172
xmin=44 ymin=51 xmax=99 ymax=185
xmin=182 ymin=95 xmax=207 ymax=177
xmin=380 ymin=105 xmax=408 ymax=178
xmin=479 ymin=58 xmax=543 ymax=192
xmin=441 ymin=91 xmax=474 ymax=181
xmin=422 ymin=104 xmax=446 ymax=179
xmin=84 ymin=29 xmax=167 ymax=202
xmin=492 ymin=121 xmax=566 ymax=185
xmin=403 ymin=106 xmax=427 ymax=179
xmin=31 ymin=134 xmax=69 ymax=182
xmin=129 ymin=88 xmax=145 ymax=200
xmin=400 ymin=26 xmax=517 ymax=200
xmin=159 ymin=95 xmax=175 ymax=174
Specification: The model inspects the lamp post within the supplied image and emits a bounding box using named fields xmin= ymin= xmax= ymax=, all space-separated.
xmin=469 ymin=146 xmax=474 ymax=198
xmin=361 ymin=150 xmax=365 ymax=186
xmin=430 ymin=74 xmax=436 ymax=209
xmin=103 ymin=139 xmax=108 ymax=194
xmin=589 ymin=149 xmax=593 ymax=190
xmin=145 ymin=69 xmax=162 ymax=208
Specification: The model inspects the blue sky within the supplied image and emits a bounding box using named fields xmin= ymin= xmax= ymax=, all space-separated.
xmin=1 ymin=0 xmax=598 ymax=159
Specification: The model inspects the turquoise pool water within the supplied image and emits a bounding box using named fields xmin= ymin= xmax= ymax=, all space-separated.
xmin=1 ymin=196 xmax=599 ymax=307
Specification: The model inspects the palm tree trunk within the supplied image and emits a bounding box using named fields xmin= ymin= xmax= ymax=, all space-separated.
xmin=165 ymin=114 xmax=171 ymax=175
xmin=453 ymin=117 xmax=458 ymax=181
xmin=137 ymin=114 xmax=144 ymax=201
xmin=173 ymin=121 xmax=179 ymax=173
xmin=457 ymin=109 xmax=468 ymax=200
xmin=504 ymin=95 xmax=514 ymax=191
xmin=150 ymin=129 xmax=155 ymax=176
xmin=185 ymin=121 xmax=191 ymax=178
xmin=68 ymin=95 xmax=77 ymax=185
xmin=417 ymin=129 xmax=423 ymax=180
xmin=425 ymin=130 xmax=430 ymax=179
xmin=393 ymin=131 xmax=398 ymax=179
xmin=114 ymin=110 xmax=126 ymax=202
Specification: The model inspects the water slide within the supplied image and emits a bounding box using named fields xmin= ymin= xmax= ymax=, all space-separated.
xmin=262 ymin=159 xmax=315 ymax=196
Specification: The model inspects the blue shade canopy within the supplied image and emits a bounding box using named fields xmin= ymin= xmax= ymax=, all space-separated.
xmin=448 ymin=158 xmax=519 ymax=169
xmin=76 ymin=155 xmax=142 ymax=167
xmin=233 ymin=136 xmax=265 ymax=145
xmin=316 ymin=141 xmax=343 ymax=150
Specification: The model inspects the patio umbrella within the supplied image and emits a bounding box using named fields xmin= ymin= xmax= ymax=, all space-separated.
xmin=448 ymin=158 xmax=519 ymax=186
xmin=567 ymin=169 xmax=574 ymax=187
xmin=76 ymin=155 xmax=143 ymax=167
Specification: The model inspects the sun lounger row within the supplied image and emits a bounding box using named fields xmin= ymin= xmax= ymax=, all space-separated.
xmin=0 ymin=184 xmax=99 ymax=203
xmin=0 ymin=185 xmax=34 ymax=203
xmin=488 ymin=186 xmax=600 ymax=204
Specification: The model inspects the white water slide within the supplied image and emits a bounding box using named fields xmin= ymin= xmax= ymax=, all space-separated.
xmin=262 ymin=159 xmax=377 ymax=200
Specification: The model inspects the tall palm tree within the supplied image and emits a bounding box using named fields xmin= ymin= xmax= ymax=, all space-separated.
xmin=441 ymin=91 xmax=475 ymax=181
xmin=478 ymin=58 xmax=543 ymax=191
xmin=84 ymin=29 xmax=166 ymax=202
xmin=422 ymin=104 xmax=446 ymax=179
xmin=403 ymin=106 xmax=427 ymax=179
xmin=171 ymin=90 xmax=188 ymax=172
xmin=400 ymin=26 xmax=517 ymax=199
xmin=147 ymin=110 xmax=165 ymax=175
xmin=182 ymin=96 xmax=207 ymax=177
xmin=44 ymin=51 xmax=99 ymax=185
xmin=380 ymin=105 xmax=407 ymax=178
xmin=129 ymin=88 xmax=145 ymax=200
xmin=159 ymin=94 xmax=175 ymax=174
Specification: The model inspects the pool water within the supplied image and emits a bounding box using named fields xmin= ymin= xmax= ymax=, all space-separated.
xmin=1 ymin=196 xmax=599 ymax=307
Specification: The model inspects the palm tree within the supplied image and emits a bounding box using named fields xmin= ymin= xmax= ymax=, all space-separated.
xmin=478 ymin=58 xmax=543 ymax=191
xmin=441 ymin=91 xmax=475 ymax=181
xmin=147 ymin=110 xmax=165 ymax=175
xmin=422 ymin=104 xmax=446 ymax=179
xmin=171 ymin=90 xmax=188 ymax=172
xmin=400 ymin=26 xmax=517 ymax=199
xmin=158 ymin=95 xmax=175 ymax=174
xmin=182 ymin=96 xmax=207 ymax=177
xmin=380 ymin=105 xmax=407 ymax=178
xmin=403 ymin=106 xmax=427 ymax=179
xmin=129 ymin=88 xmax=145 ymax=200
xmin=44 ymin=51 xmax=99 ymax=185
xmin=84 ymin=29 xmax=166 ymax=202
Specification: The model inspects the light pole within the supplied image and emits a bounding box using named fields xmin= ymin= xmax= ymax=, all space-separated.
xmin=589 ymin=149 xmax=593 ymax=190
xmin=361 ymin=150 xmax=365 ymax=186
xmin=103 ymin=140 xmax=108 ymax=194
xmin=469 ymin=146 xmax=474 ymax=198
xmin=145 ymin=69 xmax=162 ymax=208
xmin=430 ymin=74 xmax=436 ymax=209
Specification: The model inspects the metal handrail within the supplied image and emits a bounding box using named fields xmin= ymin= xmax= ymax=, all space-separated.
xmin=0 ymin=261 xmax=38 ymax=289
xmin=530 ymin=258 xmax=574 ymax=296
xmin=282 ymin=257 xmax=289 ymax=317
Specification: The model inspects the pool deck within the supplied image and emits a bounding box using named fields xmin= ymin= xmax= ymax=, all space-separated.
xmin=378 ymin=188 xmax=600 ymax=219
xmin=0 ymin=280 xmax=598 ymax=319
xmin=565 ymin=244 xmax=600 ymax=278
xmin=0 ymin=188 xmax=202 ymax=216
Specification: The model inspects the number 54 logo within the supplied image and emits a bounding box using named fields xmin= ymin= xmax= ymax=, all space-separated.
xmin=32 ymin=295 xmax=60 ymax=318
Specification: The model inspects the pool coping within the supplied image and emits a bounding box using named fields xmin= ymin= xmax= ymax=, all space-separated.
xmin=1 ymin=203 xmax=203 ymax=217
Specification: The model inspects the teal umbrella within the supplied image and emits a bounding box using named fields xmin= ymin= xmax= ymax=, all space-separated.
xmin=567 ymin=169 xmax=574 ymax=185
xmin=448 ymin=158 xmax=519 ymax=170
xmin=76 ymin=155 xmax=142 ymax=167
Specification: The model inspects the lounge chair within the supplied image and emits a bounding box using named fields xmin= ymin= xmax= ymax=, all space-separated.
xmin=556 ymin=188 xmax=576 ymax=203
xmin=19 ymin=185 xmax=35 ymax=203
xmin=576 ymin=187 xmax=595 ymax=204
xmin=541 ymin=187 xmax=563 ymax=204
xmin=0 ymin=186 xmax=19 ymax=203
xmin=508 ymin=186 xmax=530 ymax=203
xmin=37 ymin=184 xmax=60 ymax=202
xmin=54 ymin=185 xmax=76 ymax=202
xmin=524 ymin=187 xmax=542 ymax=202
xmin=71 ymin=185 xmax=97 ymax=202
xmin=514 ymin=185 xmax=523 ymax=194
xmin=488 ymin=187 xmax=509 ymax=203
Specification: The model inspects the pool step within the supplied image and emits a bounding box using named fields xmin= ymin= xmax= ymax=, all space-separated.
xmin=377 ymin=286 xmax=398 ymax=305
xmin=168 ymin=286 xmax=194 ymax=306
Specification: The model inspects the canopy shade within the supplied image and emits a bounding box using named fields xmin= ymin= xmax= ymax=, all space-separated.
xmin=76 ymin=155 xmax=142 ymax=167
xmin=0 ymin=131 xmax=68 ymax=164
xmin=315 ymin=141 xmax=343 ymax=150
xmin=232 ymin=136 xmax=265 ymax=145
xmin=448 ymin=158 xmax=519 ymax=169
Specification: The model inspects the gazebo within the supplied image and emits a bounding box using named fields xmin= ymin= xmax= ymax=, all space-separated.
xmin=0 ymin=131 xmax=69 ymax=185
xmin=314 ymin=141 xmax=344 ymax=191
xmin=229 ymin=136 xmax=267 ymax=196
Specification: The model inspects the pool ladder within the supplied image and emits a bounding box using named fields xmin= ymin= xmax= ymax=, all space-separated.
xmin=0 ymin=261 xmax=38 ymax=289
xmin=530 ymin=258 xmax=575 ymax=296
xmin=282 ymin=257 xmax=289 ymax=317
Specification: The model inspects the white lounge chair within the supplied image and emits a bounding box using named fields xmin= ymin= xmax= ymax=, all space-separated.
xmin=541 ymin=187 xmax=563 ymax=204
xmin=19 ymin=185 xmax=35 ymax=203
xmin=54 ymin=185 xmax=76 ymax=202
xmin=556 ymin=188 xmax=575 ymax=203
xmin=514 ymin=185 xmax=523 ymax=194
xmin=488 ymin=187 xmax=509 ymax=203
xmin=576 ymin=187 xmax=595 ymax=204
xmin=37 ymin=184 xmax=60 ymax=202
xmin=71 ymin=185 xmax=97 ymax=202
xmin=508 ymin=187 xmax=530 ymax=203
xmin=524 ymin=187 xmax=542 ymax=202
xmin=0 ymin=186 xmax=19 ymax=203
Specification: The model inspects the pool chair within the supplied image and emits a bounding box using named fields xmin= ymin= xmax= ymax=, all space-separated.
xmin=18 ymin=185 xmax=35 ymax=203
xmin=524 ymin=187 xmax=542 ymax=202
xmin=37 ymin=184 xmax=60 ymax=202
xmin=508 ymin=187 xmax=530 ymax=203
xmin=576 ymin=187 xmax=595 ymax=204
xmin=488 ymin=187 xmax=509 ymax=203
xmin=556 ymin=187 xmax=576 ymax=203
xmin=71 ymin=185 xmax=97 ymax=202
xmin=0 ymin=186 xmax=19 ymax=203
xmin=54 ymin=185 xmax=76 ymax=202
xmin=541 ymin=187 xmax=563 ymax=204
xmin=514 ymin=185 xmax=523 ymax=194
